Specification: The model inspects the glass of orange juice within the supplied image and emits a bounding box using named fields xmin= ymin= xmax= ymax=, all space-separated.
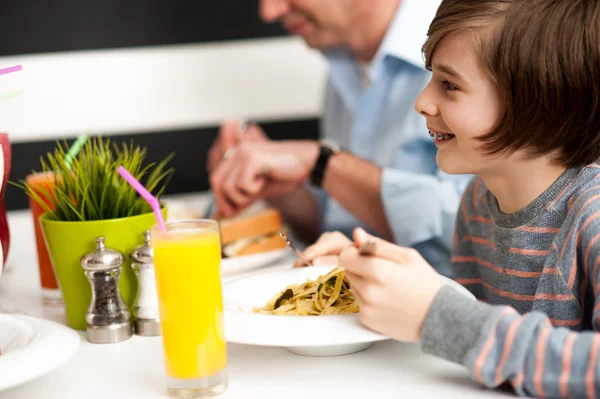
xmin=150 ymin=220 xmax=227 ymax=398
xmin=26 ymin=171 xmax=62 ymax=303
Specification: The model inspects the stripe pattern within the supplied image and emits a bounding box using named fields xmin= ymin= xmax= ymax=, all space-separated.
xmin=453 ymin=164 xmax=600 ymax=397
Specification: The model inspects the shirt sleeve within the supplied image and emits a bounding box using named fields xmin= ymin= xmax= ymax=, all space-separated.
xmin=380 ymin=166 xmax=472 ymax=254
xmin=420 ymin=197 xmax=600 ymax=398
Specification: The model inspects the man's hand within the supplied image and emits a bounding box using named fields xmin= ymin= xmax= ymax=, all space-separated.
xmin=207 ymin=120 xmax=268 ymax=173
xmin=339 ymin=228 xmax=443 ymax=343
xmin=209 ymin=138 xmax=319 ymax=218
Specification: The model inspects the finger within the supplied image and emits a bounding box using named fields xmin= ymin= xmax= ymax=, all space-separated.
xmin=339 ymin=245 xmax=370 ymax=278
xmin=304 ymin=242 xmax=349 ymax=262
xmin=237 ymin=159 xmax=268 ymax=197
xmin=339 ymin=244 xmax=398 ymax=283
xmin=312 ymin=255 xmax=339 ymax=266
xmin=209 ymin=122 xmax=236 ymax=160
xmin=343 ymin=270 xmax=367 ymax=304
xmin=223 ymin=120 xmax=244 ymax=147
xmin=303 ymin=235 xmax=350 ymax=262
xmin=293 ymin=259 xmax=306 ymax=268
xmin=345 ymin=269 xmax=365 ymax=285
xmin=351 ymin=285 xmax=366 ymax=308
xmin=314 ymin=232 xmax=332 ymax=243
xmin=244 ymin=124 xmax=269 ymax=141
xmin=353 ymin=227 xmax=416 ymax=265
xmin=213 ymin=208 xmax=224 ymax=220
xmin=222 ymin=164 xmax=255 ymax=209
xmin=208 ymin=121 xmax=243 ymax=172
xmin=207 ymin=141 xmax=222 ymax=173
xmin=210 ymin=158 xmax=238 ymax=217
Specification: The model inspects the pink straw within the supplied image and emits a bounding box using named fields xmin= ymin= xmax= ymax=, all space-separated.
xmin=0 ymin=65 xmax=22 ymax=76
xmin=116 ymin=165 xmax=167 ymax=232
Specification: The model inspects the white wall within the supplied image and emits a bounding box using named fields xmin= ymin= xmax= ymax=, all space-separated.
xmin=0 ymin=37 xmax=328 ymax=143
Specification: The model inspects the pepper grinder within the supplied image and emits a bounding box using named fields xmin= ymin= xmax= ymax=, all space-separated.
xmin=131 ymin=231 xmax=161 ymax=336
xmin=81 ymin=236 xmax=132 ymax=343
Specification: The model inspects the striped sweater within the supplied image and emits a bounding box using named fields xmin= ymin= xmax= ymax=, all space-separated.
xmin=420 ymin=164 xmax=600 ymax=398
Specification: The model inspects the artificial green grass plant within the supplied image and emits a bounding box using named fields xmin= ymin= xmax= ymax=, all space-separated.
xmin=13 ymin=136 xmax=174 ymax=222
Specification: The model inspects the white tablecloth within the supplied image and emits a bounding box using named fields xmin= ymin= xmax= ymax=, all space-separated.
xmin=0 ymin=194 xmax=513 ymax=398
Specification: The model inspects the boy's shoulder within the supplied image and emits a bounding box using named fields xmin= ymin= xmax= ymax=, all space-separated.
xmin=561 ymin=164 xmax=600 ymax=218
xmin=461 ymin=175 xmax=489 ymax=205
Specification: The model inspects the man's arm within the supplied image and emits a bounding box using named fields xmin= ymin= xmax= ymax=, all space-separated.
xmin=265 ymin=185 xmax=322 ymax=244
xmin=210 ymin=138 xmax=463 ymax=250
xmin=266 ymin=150 xmax=393 ymax=244
xmin=321 ymin=151 xmax=394 ymax=241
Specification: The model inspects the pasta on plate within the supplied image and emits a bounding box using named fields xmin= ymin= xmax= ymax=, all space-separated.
xmin=252 ymin=266 xmax=359 ymax=316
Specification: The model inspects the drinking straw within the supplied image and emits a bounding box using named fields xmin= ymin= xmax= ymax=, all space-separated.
xmin=0 ymin=65 xmax=22 ymax=76
xmin=0 ymin=89 xmax=24 ymax=102
xmin=64 ymin=134 xmax=89 ymax=170
xmin=116 ymin=165 xmax=166 ymax=232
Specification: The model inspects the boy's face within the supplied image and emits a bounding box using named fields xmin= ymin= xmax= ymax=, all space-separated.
xmin=414 ymin=32 xmax=504 ymax=175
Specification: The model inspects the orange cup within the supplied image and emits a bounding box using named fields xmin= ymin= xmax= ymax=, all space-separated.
xmin=26 ymin=171 xmax=62 ymax=303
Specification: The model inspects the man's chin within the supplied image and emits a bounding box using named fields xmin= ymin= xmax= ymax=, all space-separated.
xmin=300 ymin=35 xmax=344 ymax=51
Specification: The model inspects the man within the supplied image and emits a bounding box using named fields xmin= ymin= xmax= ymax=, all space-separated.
xmin=207 ymin=0 xmax=469 ymax=276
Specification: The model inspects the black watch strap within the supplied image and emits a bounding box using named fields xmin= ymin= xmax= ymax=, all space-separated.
xmin=310 ymin=141 xmax=339 ymax=188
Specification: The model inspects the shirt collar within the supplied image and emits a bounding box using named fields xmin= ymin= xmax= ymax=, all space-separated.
xmin=372 ymin=0 xmax=442 ymax=72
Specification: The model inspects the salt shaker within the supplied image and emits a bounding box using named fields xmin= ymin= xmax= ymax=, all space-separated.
xmin=80 ymin=236 xmax=132 ymax=343
xmin=131 ymin=231 xmax=161 ymax=336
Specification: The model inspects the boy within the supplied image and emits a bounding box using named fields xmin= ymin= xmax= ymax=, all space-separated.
xmin=324 ymin=0 xmax=600 ymax=397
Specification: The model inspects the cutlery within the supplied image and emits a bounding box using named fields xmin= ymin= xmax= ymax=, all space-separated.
xmin=279 ymin=232 xmax=313 ymax=266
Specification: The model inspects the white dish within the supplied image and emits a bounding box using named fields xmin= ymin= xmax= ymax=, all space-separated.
xmin=220 ymin=248 xmax=292 ymax=277
xmin=223 ymin=265 xmax=475 ymax=357
xmin=0 ymin=315 xmax=80 ymax=391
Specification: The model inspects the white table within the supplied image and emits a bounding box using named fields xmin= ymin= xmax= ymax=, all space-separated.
xmin=0 ymin=195 xmax=513 ymax=399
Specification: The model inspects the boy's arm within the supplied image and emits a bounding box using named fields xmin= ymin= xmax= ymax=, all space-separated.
xmin=420 ymin=198 xmax=600 ymax=398
xmin=421 ymin=288 xmax=600 ymax=398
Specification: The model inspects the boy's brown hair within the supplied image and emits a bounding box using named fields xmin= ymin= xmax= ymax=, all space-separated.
xmin=422 ymin=0 xmax=600 ymax=166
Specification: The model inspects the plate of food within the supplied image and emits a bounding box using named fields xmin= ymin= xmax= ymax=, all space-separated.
xmin=218 ymin=207 xmax=292 ymax=276
xmin=223 ymin=265 xmax=476 ymax=357
xmin=0 ymin=314 xmax=80 ymax=391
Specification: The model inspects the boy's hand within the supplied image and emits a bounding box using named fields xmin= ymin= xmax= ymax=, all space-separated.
xmin=293 ymin=231 xmax=352 ymax=268
xmin=340 ymin=228 xmax=443 ymax=343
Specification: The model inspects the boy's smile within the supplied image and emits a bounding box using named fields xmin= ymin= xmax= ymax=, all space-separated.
xmin=428 ymin=128 xmax=455 ymax=146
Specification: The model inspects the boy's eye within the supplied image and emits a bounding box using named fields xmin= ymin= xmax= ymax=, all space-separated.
xmin=442 ymin=80 xmax=458 ymax=91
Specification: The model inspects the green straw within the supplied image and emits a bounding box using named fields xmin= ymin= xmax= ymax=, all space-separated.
xmin=0 ymin=89 xmax=24 ymax=102
xmin=64 ymin=134 xmax=89 ymax=170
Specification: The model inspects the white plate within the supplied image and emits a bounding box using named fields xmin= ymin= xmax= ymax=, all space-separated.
xmin=0 ymin=315 xmax=80 ymax=391
xmin=223 ymin=265 xmax=475 ymax=357
xmin=220 ymin=248 xmax=292 ymax=277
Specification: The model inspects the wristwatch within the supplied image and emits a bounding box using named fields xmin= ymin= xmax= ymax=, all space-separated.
xmin=310 ymin=139 xmax=341 ymax=188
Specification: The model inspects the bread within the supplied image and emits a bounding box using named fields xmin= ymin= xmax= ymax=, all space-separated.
xmin=218 ymin=208 xmax=286 ymax=257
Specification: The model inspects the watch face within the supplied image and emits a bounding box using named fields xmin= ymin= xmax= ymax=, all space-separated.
xmin=320 ymin=139 xmax=340 ymax=153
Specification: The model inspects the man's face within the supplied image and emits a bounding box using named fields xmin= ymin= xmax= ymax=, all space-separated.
xmin=259 ymin=0 xmax=367 ymax=50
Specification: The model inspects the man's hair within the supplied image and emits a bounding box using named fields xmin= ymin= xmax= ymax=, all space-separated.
xmin=422 ymin=0 xmax=600 ymax=166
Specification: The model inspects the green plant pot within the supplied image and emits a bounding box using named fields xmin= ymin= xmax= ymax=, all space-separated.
xmin=40 ymin=207 xmax=168 ymax=330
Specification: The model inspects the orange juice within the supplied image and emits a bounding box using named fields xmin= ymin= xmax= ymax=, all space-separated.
xmin=26 ymin=172 xmax=61 ymax=302
xmin=151 ymin=221 xmax=227 ymax=387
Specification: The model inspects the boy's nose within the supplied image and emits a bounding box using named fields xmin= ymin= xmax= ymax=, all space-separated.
xmin=414 ymin=83 xmax=439 ymax=118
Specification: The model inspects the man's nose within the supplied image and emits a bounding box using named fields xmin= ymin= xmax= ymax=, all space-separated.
xmin=259 ymin=0 xmax=290 ymax=22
